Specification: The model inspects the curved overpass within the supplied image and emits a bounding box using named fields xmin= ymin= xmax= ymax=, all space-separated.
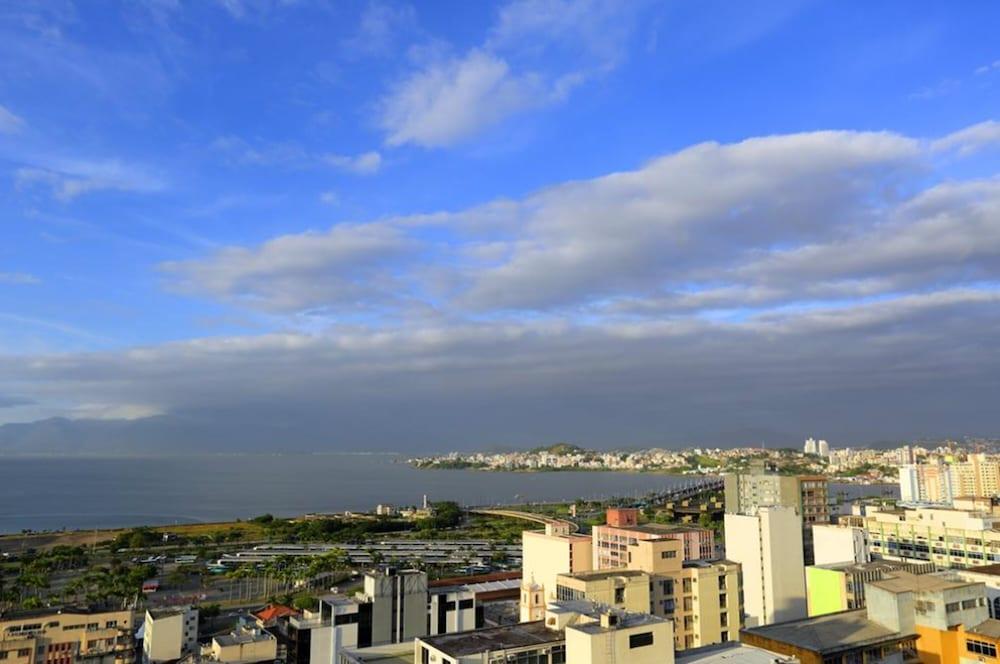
xmin=470 ymin=508 xmax=579 ymax=533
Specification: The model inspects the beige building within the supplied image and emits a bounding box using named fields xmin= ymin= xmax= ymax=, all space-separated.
xmin=592 ymin=508 xmax=715 ymax=568
xmin=558 ymin=535 xmax=743 ymax=651
xmin=206 ymin=625 xmax=276 ymax=664
xmin=143 ymin=607 xmax=198 ymax=664
xmin=415 ymin=602 xmax=673 ymax=664
xmin=724 ymin=469 xmax=828 ymax=564
xmin=520 ymin=523 xmax=593 ymax=621
xmin=724 ymin=506 xmax=806 ymax=628
xmin=861 ymin=504 xmax=1000 ymax=569
xmin=0 ymin=606 xmax=135 ymax=664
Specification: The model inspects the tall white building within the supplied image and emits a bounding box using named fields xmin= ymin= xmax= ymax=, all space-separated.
xmin=803 ymin=438 xmax=817 ymax=454
xmin=724 ymin=506 xmax=807 ymax=627
xmin=817 ymin=439 xmax=829 ymax=457
xmin=143 ymin=607 xmax=199 ymax=664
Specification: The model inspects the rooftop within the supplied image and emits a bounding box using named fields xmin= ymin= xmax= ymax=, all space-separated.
xmin=969 ymin=619 xmax=1000 ymax=640
xmin=419 ymin=621 xmax=561 ymax=657
xmin=677 ymin=642 xmax=800 ymax=664
xmin=214 ymin=630 xmax=274 ymax=647
xmin=559 ymin=569 xmax=649 ymax=582
xmin=568 ymin=611 xmax=664 ymax=635
xmin=964 ymin=564 xmax=1000 ymax=578
xmin=251 ymin=604 xmax=299 ymax=623
xmin=811 ymin=560 xmax=931 ymax=574
xmin=741 ymin=610 xmax=914 ymax=655
xmin=147 ymin=607 xmax=192 ymax=620
xmin=340 ymin=642 xmax=414 ymax=664
xmin=868 ymin=571 xmax=978 ymax=594
xmin=607 ymin=522 xmax=709 ymax=535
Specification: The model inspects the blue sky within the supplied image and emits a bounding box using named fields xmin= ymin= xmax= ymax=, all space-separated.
xmin=0 ymin=0 xmax=998 ymax=449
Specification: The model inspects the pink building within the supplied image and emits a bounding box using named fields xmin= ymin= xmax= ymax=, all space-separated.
xmin=592 ymin=508 xmax=715 ymax=569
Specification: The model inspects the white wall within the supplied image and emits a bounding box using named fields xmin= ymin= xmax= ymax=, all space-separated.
xmin=812 ymin=524 xmax=868 ymax=565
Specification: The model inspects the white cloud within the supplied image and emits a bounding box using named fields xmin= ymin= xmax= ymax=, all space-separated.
xmin=0 ymin=272 xmax=40 ymax=285
xmin=342 ymin=2 xmax=416 ymax=57
xmin=975 ymin=60 xmax=1000 ymax=75
xmin=323 ymin=150 xmax=383 ymax=175
xmin=319 ymin=191 xmax=339 ymax=205
xmin=377 ymin=0 xmax=639 ymax=148
xmin=14 ymin=159 xmax=165 ymax=200
xmin=0 ymin=104 xmax=24 ymax=133
xmin=162 ymin=223 xmax=417 ymax=312
xmin=931 ymin=120 xmax=1000 ymax=156
xmin=381 ymin=50 xmax=559 ymax=148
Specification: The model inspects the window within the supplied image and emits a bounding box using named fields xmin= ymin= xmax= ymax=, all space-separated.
xmin=458 ymin=599 xmax=474 ymax=610
xmin=946 ymin=602 xmax=961 ymax=613
xmin=0 ymin=651 xmax=8 ymax=660
xmin=721 ymin=631 xmax=729 ymax=642
xmin=967 ymin=639 xmax=998 ymax=658
xmin=962 ymin=599 xmax=979 ymax=610
xmin=629 ymin=632 xmax=654 ymax=648
xmin=661 ymin=551 xmax=677 ymax=559
xmin=614 ymin=588 xmax=625 ymax=604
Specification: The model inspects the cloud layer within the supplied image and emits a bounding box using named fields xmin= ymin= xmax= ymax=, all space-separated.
xmin=2 ymin=123 xmax=998 ymax=449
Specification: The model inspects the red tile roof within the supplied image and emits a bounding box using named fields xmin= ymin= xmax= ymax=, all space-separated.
xmin=253 ymin=604 xmax=299 ymax=622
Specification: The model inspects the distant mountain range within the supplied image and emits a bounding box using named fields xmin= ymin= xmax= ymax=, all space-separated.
xmin=0 ymin=414 xmax=913 ymax=456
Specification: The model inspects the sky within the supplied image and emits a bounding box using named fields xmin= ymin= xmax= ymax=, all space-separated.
xmin=0 ymin=0 xmax=999 ymax=451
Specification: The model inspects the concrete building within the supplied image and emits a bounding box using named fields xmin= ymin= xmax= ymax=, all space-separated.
xmin=803 ymin=438 xmax=817 ymax=455
xmin=899 ymin=461 xmax=955 ymax=504
xmin=360 ymin=569 xmax=425 ymax=647
xmin=143 ymin=607 xmax=198 ymax=664
xmin=415 ymin=602 xmax=673 ymax=664
xmin=811 ymin=522 xmax=869 ymax=565
xmin=0 ymin=606 xmax=135 ymax=664
xmin=866 ymin=571 xmax=989 ymax=664
xmin=740 ymin=609 xmax=918 ymax=664
xmin=805 ymin=560 xmax=936 ymax=616
xmin=817 ymin=440 xmax=829 ymax=457
xmin=592 ymin=508 xmax=715 ymax=568
xmin=957 ymin=565 xmax=1000 ymax=618
xmin=520 ymin=523 xmax=592 ymax=621
xmin=205 ymin=625 xmax=276 ymax=664
xmin=861 ymin=504 xmax=1000 ymax=569
xmin=724 ymin=469 xmax=828 ymax=564
xmin=555 ymin=569 xmax=651 ymax=614
xmin=725 ymin=506 xmax=806 ymax=627
xmin=676 ymin=642 xmax=800 ymax=664
xmin=427 ymin=585 xmax=477 ymax=636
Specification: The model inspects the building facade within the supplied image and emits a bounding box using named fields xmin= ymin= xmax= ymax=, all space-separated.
xmin=724 ymin=506 xmax=806 ymax=628
xmin=520 ymin=523 xmax=593 ymax=622
xmin=0 ymin=606 xmax=134 ymax=664
xmin=592 ymin=508 xmax=715 ymax=569
xmin=805 ymin=560 xmax=936 ymax=616
xmin=724 ymin=469 xmax=828 ymax=565
xmin=143 ymin=607 xmax=198 ymax=664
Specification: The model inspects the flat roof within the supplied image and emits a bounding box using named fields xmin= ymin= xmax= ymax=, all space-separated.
xmin=964 ymin=564 xmax=1000 ymax=578
xmin=970 ymin=619 xmax=1000 ymax=640
xmin=559 ymin=569 xmax=648 ymax=581
xmin=742 ymin=609 xmax=913 ymax=655
xmin=340 ymin=642 xmax=414 ymax=664
xmin=868 ymin=571 xmax=978 ymax=594
xmin=811 ymin=561 xmax=931 ymax=574
xmin=215 ymin=631 xmax=274 ymax=647
xmin=677 ymin=642 xmax=799 ymax=664
xmin=568 ymin=612 xmax=664 ymax=635
xmin=419 ymin=621 xmax=562 ymax=657
xmin=147 ymin=608 xmax=191 ymax=619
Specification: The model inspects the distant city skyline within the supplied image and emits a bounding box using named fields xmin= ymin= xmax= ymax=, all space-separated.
xmin=1 ymin=2 xmax=999 ymax=451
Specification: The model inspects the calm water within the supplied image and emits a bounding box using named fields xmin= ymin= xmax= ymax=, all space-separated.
xmin=0 ymin=454 xmax=897 ymax=534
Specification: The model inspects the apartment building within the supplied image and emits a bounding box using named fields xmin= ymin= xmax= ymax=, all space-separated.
xmin=899 ymin=461 xmax=955 ymax=504
xmin=520 ymin=523 xmax=592 ymax=622
xmin=724 ymin=468 xmax=828 ymax=564
xmin=957 ymin=565 xmax=1000 ymax=619
xmin=414 ymin=602 xmax=674 ymax=664
xmin=862 ymin=504 xmax=1000 ymax=569
xmin=592 ymin=508 xmax=715 ymax=569
xmin=724 ymin=506 xmax=806 ymax=628
xmin=142 ymin=607 xmax=198 ymax=664
xmin=556 ymin=535 xmax=743 ymax=652
xmin=0 ymin=606 xmax=135 ymax=664
xmin=805 ymin=560 xmax=936 ymax=616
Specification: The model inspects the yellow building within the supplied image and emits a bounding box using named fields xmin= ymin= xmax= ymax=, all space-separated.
xmin=557 ymin=536 xmax=742 ymax=651
xmin=520 ymin=523 xmax=592 ymax=622
xmin=207 ymin=626 xmax=277 ymax=663
xmin=0 ymin=606 xmax=135 ymax=664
